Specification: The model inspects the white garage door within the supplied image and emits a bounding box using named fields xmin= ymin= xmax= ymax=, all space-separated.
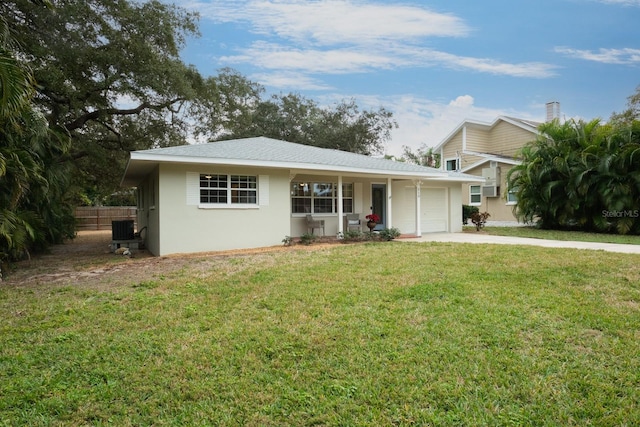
xmin=421 ymin=188 xmax=448 ymax=233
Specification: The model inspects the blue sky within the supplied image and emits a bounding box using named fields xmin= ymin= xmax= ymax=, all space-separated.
xmin=173 ymin=0 xmax=640 ymax=155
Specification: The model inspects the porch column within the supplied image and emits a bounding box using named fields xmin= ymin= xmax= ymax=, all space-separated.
xmin=337 ymin=175 xmax=343 ymax=235
xmin=386 ymin=177 xmax=393 ymax=228
xmin=414 ymin=180 xmax=422 ymax=237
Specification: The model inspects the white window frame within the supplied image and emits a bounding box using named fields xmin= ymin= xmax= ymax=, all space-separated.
xmin=506 ymin=187 xmax=518 ymax=205
xmin=199 ymin=174 xmax=258 ymax=209
xmin=445 ymin=158 xmax=459 ymax=171
xmin=469 ymin=185 xmax=482 ymax=206
xmin=291 ymin=182 xmax=354 ymax=215
xmin=341 ymin=183 xmax=354 ymax=215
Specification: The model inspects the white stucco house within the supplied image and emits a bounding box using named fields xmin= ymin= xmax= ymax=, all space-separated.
xmin=121 ymin=137 xmax=484 ymax=256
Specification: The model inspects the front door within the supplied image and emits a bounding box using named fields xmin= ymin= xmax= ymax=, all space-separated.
xmin=371 ymin=184 xmax=386 ymax=230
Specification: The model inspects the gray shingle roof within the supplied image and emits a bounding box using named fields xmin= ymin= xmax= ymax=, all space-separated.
xmin=140 ymin=137 xmax=442 ymax=173
xmin=122 ymin=137 xmax=482 ymax=186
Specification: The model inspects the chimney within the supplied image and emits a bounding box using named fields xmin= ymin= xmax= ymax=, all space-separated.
xmin=546 ymin=101 xmax=560 ymax=122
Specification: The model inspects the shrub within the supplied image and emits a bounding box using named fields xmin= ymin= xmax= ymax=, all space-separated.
xmin=378 ymin=227 xmax=401 ymax=241
xmin=342 ymin=230 xmax=368 ymax=242
xmin=463 ymin=205 xmax=479 ymax=225
xmin=342 ymin=228 xmax=401 ymax=243
xmin=300 ymin=233 xmax=318 ymax=245
xmin=470 ymin=212 xmax=490 ymax=231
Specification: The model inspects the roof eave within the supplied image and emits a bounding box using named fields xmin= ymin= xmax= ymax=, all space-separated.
xmin=434 ymin=116 xmax=541 ymax=151
xmin=429 ymin=176 xmax=486 ymax=183
xmin=120 ymin=157 xmax=134 ymax=187
xmin=124 ymin=152 xmax=464 ymax=181
xmin=433 ymin=118 xmax=492 ymax=151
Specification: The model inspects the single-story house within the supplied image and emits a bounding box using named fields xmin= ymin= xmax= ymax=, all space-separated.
xmin=121 ymin=137 xmax=484 ymax=256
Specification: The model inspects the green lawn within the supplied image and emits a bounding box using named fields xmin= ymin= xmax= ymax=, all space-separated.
xmin=1 ymin=242 xmax=639 ymax=426
xmin=467 ymin=226 xmax=640 ymax=245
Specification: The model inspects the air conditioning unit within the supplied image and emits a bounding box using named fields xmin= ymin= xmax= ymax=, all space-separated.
xmin=482 ymin=186 xmax=499 ymax=197
xmin=112 ymin=220 xmax=134 ymax=240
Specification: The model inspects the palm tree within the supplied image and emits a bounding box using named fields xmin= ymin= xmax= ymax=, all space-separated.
xmin=401 ymin=144 xmax=440 ymax=168
xmin=0 ymin=0 xmax=72 ymax=264
xmin=507 ymin=118 xmax=640 ymax=234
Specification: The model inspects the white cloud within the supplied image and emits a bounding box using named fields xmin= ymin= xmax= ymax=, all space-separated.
xmin=448 ymin=95 xmax=475 ymax=109
xmin=555 ymin=46 xmax=640 ymax=64
xmin=220 ymin=41 xmax=400 ymax=74
xmin=412 ymin=49 xmax=558 ymax=78
xmin=183 ymin=0 xmax=470 ymax=44
xmin=250 ymin=71 xmax=334 ymax=91
xmin=179 ymin=0 xmax=556 ymax=82
xmin=594 ymin=0 xmax=640 ymax=5
xmin=221 ymin=42 xmax=557 ymax=82
xmin=244 ymin=1 xmax=469 ymax=45
xmin=347 ymin=94 xmax=535 ymax=156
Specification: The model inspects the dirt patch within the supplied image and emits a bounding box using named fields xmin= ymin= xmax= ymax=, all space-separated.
xmin=2 ymin=231 xmax=344 ymax=290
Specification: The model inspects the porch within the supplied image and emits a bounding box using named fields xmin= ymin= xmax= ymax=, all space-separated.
xmin=287 ymin=174 xmax=463 ymax=238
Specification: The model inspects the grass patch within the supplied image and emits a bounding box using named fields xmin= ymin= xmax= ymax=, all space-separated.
xmin=467 ymin=226 xmax=640 ymax=245
xmin=1 ymin=243 xmax=639 ymax=425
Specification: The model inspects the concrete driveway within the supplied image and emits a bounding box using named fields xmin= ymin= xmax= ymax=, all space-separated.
xmin=406 ymin=232 xmax=640 ymax=254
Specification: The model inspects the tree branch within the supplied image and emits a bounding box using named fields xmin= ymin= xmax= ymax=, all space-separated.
xmin=63 ymin=98 xmax=185 ymax=131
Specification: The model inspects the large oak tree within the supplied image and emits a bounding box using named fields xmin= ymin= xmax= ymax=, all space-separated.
xmin=1 ymin=0 xmax=399 ymax=262
xmin=221 ymin=93 xmax=397 ymax=156
xmin=3 ymin=0 xmax=209 ymax=197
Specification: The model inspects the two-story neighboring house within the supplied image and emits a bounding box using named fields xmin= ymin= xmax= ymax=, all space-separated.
xmin=433 ymin=115 xmax=544 ymax=222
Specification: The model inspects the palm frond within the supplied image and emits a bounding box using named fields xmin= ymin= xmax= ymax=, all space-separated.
xmin=0 ymin=50 xmax=35 ymax=120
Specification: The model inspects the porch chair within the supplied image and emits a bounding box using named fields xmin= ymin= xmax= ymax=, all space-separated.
xmin=306 ymin=214 xmax=325 ymax=235
xmin=344 ymin=213 xmax=361 ymax=232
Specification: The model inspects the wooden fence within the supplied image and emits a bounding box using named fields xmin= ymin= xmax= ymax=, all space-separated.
xmin=75 ymin=206 xmax=137 ymax=231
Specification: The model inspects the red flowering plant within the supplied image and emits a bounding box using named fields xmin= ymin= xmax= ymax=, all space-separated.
xmin=366 ymin=213 xmax=381 ymax=223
